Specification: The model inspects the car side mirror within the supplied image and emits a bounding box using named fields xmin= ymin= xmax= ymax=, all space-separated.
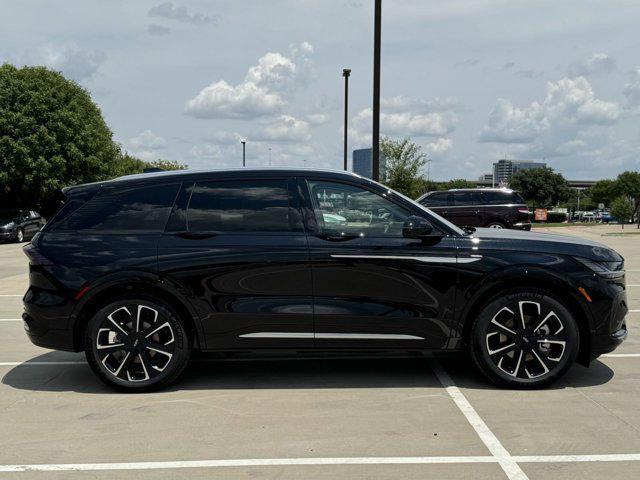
xmin=402 ymin=215 xmax=436 ymax=239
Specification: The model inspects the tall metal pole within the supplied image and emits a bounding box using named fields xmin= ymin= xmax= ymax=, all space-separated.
xmin=268 ymin=147 xmax=272 ymax=166
xmin=342 ymin=68 xmax=351 ymax=171
xmin=372 ymin=0 xmax=381 ymax=181
xmin=241 ymin=140 xmax=246 ymax=167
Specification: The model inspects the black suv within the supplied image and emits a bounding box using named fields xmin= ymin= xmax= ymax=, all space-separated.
xmin=23 ymin=169 xmax=627 ymax=391
xmin=417 ymin=188 xmax=531 ymax=230
xmin=0 ymin=209 xmax=46 ymax=243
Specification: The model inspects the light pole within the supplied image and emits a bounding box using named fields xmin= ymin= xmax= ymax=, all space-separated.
xmin=241 ymin=140 xmax=246 ymax=167
xmin=372 ymin=0 xmax=382 ymax=181
xmin=268 ymin=147 xmax=272 ymax=166
xmin=342 ymin=68 xmax=351 ymax=171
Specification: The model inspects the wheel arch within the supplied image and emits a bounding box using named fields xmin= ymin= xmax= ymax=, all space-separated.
xmin=71 ymin=274 xmax=204 ymax=352
xmin=457 ymin=266 xmax=593 ymax=366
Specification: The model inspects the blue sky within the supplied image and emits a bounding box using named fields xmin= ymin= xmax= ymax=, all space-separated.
xmin=2 ymin=0 xmax=640 ymax=180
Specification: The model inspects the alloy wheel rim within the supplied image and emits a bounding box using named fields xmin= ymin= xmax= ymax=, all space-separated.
xmin=485 ymin=300 xmax=567 ymax=379
xmin=17 ymin=230 xmax=23 ymax=241
xmin=96 ymin=305 xmax=176 ymax=382
xmin=488 ymin=224 xmax=503 ymax=229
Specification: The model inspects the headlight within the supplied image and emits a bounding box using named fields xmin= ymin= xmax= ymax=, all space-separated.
xmin=574 ymin=257 xmax=625 ymax=279
xmin=1 ymin=222 xmax=15 ymax=229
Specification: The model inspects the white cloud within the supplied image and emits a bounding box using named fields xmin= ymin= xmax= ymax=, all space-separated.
xmin=480 ymin=76 xmax=620 ymax=145
xmin=128 ymin=130 xmax=167 ymax=150
xmin=623 ymin=67 xmax=640 ymax=109
xmin=424 ymin=138 xmax=453 ymax=155
xmin=381 ymin=95 xmax=464 ymax=113
xmin=148 ymin=2 xmax=217 ymax=25
xmin=188 ymin=143 xmax=223 ymax=159
xmin=185 ymin=80 xmax=286 ymax=119
xmin=185 ymin=42 xmax=314 ymax=120
xmin=37 ymin=44 xmax=105 ymax=81
xmin=147 ymin=24 xmax=171 ymax=36
xmin=305 ymin=112 xmax=331 ymax=126
xmin=352 ymin=107 xmax=456 ymax=138
xmin=567 ymin=53 xmax=616 ymax=77
xmin=253 ymin=115 xmax=311 ymax=142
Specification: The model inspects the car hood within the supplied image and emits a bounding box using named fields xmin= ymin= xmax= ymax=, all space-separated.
xmin=467 ymin=227 xmax=622 ymax=262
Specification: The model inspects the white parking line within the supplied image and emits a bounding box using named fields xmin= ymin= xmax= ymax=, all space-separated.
xmin=0 ymin=319 xmax=21 ymax=322
xmin=0 ymin=361 xmax=84 ymax=366
xmin=430 ymin=360 xmax=528 ymax=480
xmin=0 ymin=295 xmax=22 ymax=297
xmin=1 ymin=453 xmax=639 ymax=473
xmin=602 ymin=353 xmax=640 ymax=358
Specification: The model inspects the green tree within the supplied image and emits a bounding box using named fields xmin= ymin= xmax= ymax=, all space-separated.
xmin=509 ymin=167 xmax=570 ymax=208
xmin=442 ymin=179 xmax=476 ymax=190
xmin=610 ymin=196 xmax=634 ymax=229
xmin=380 ymin=137 xmax=427 ymax=198
xmin=616 ymin=171 xmax=640 ymax=225
xmin=588 ymin=179 xmax=618 ymax=207
xmin=0 ymin=65 xmax=122 ymax=213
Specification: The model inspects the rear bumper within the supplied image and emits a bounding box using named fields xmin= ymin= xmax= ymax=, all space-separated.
xmin=511 ymin=222 xmax=532 ymax=231
xmin=0 ymin=230 xmax=17 ymax=241
xmin=23 ymin=287 xmax=77 ymax=352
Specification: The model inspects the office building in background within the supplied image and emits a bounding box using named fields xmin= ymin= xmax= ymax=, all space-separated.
xmin=493 ymin=159 xmax=547 ymax=183
xmin=352 ymin=148 xmax=387 ymax=179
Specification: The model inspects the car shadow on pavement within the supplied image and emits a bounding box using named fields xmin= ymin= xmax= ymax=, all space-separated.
xmin=2 ymin=351 xmax=614 ymax=394
xmin=441 ymin=356 xmax=615 ymax=391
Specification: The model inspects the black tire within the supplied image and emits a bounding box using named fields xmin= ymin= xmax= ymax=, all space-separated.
xmin=485 ymin=221 xmax=505 ymax=229
xmin=85 ymin=296 xmax=191 ymax=392
xmin=470 ymin=289 xmax=579 ymax=389
xmin=16 ymin=228 xmax=24 ymax=243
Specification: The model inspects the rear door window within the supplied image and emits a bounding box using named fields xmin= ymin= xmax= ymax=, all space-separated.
xmin=453 ymin=191 xmax=483 ymax=206
xmin=421 ymin=191 xmax=451 ymax=207
xmin=186 ymin=179 xmax=301 ymax=233
xmin=54 ymin=183 xmax=180 ymax=232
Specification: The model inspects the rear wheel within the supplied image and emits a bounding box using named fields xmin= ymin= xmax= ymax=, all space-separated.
xmin=16 ymin=228 xmax=24 ymax=243
xmin=470 ymin=289 xmax=579 ymax=388
xmin=486 ymin=222 xmax=505 ymax=229
xmin=85 ymin=297 xmax=191 ymax=392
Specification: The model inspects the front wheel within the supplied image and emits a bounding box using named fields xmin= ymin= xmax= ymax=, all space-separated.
xmin=16 ymin=228 xmax=24 ymax=243
xmin=470 ymin=289 xmax=579 ymax=388
xmin=85 ymin=297 xmax=191 ymax=392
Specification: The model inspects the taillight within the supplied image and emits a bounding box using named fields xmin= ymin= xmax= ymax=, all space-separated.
xmin=23 ymin=243 xmax=53 ymax=266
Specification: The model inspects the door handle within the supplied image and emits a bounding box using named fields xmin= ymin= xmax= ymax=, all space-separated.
xmin=173 ymin=231 xmax=217 ymax=240
xmin=317 ymin=233 xmax=359 ymax=242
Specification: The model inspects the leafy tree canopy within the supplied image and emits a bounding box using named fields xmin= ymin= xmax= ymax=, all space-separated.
xmin=0 ymin=65 xmax=185 ymax=215
xmin=380 ymin=137 xmax=427 ymax=198
xmin=509 ymin=167 xmax=570 ymax=208
xmin=610 ymin=196 xmax=635 ymax=227
xmin=588 ymin=179 xmax=618 ymax=206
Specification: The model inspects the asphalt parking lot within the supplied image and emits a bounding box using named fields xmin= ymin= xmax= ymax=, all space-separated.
xmin=0 ymin=225 xmax=639 ymax=479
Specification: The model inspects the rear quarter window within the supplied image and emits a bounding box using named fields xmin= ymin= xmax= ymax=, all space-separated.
xmin=481 ymin=191 xmax=525 ymax=205
xmin=53 ymin=183 xmax=180 ymax=233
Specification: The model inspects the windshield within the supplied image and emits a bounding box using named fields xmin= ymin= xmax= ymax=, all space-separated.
xmin=363 ymin=178 xmax=466 ymax=236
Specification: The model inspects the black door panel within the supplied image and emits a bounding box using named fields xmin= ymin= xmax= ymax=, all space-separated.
xmin=303 ymin=179 xmax=458 ymax=350
xmin=158 ymin=178 xmax=314 ymax=350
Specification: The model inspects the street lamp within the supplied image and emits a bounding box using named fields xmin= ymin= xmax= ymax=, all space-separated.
xmin=342 ymin=68 xmax=351 ymax=171
xmin=372 ymin=0 xmax=382 ymax=181
xmin=241 ymin=140 xmax=246 ymax=167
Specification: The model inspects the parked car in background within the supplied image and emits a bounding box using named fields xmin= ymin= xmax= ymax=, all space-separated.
xmin=0 ymin=209 xmax=46 ymax=243
xmin=417 ymin=188 xmax=531 ymax=230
